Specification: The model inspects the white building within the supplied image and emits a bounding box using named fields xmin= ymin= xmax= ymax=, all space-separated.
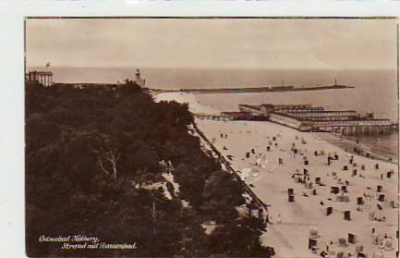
xmin=26 ymin=71 xmax=53 ymax=87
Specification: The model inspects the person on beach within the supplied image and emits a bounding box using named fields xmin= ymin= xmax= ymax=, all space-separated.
xmin=311 ymin=245 xmax=317 ymax=254
xmin=327 ymin=156 xmax=332 ymax=166
xmin=277 ymin=213 xmax=281 ymax=224
xmin=374 ymin=234 xmax=379 ymax=245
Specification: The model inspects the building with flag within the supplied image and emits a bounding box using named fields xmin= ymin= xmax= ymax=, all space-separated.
xmin=26 ymin=71 xmax=53 ymax=87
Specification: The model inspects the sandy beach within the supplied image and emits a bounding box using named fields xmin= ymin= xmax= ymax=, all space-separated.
xmin=196 ymin=119 xmax=398 ymax=258
xmin=157 ymin=92 xmax=399 ymax=258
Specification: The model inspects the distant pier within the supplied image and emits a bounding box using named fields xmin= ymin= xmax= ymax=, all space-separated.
xmin=154 ymin=84 xmax=354 ymax=94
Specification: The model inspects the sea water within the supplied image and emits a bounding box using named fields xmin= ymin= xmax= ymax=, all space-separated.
xmin=28 ymin=67 xmax=399 ymax=161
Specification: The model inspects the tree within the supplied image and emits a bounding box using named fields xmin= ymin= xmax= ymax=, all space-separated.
xmin=25 ymin=81 xmax=273 ymax=257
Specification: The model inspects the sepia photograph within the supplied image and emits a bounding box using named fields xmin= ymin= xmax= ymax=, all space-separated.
xmin=25 ymin=18 xmax=399 ymax=257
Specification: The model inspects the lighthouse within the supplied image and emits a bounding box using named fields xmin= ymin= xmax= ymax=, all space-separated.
xmin=134 ymin=69 xmax=146 ymax=88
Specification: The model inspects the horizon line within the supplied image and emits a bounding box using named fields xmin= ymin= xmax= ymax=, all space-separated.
xmin=25 ymin=65 xmax=398 ymax=71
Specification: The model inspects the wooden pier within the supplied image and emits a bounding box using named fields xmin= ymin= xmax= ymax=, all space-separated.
xmin=329 ymin=123 xmax=398 ymax=136
xmin=193 ymin=113 xmax=233 ymax=121
xmin=269 ymin=110 xmax=398 ymax=136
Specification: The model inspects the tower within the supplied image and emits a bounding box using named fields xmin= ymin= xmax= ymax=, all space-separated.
xmin=134 ymin=69 xmax=146 ymax=88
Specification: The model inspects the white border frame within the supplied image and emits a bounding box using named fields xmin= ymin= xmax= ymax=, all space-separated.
xmin=1 ymin=1 xmax=399 ymax=257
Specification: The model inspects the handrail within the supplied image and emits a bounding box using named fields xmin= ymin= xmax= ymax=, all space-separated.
xmin=191 ymin=122 xmax=270 ymax=212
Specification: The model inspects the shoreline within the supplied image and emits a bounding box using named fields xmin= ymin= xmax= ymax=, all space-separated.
xmin=155 ymin=91 xmax=398 ymax=257
xmin=318 ymin=133 xmax=398 ymax=165
xmin=154 ymin=92 xmax=398 ymax=164
xmin=195 ymin=118 xmax=398 ymax=258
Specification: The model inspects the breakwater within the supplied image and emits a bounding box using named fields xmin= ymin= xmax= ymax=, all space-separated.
xmin=154 ymin=84 xmax=354 ymax=94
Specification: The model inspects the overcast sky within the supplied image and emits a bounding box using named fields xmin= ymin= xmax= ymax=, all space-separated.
xmin=26 ymin=18 xmax=398 ymax=70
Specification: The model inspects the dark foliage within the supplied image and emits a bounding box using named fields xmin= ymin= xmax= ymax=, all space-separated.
xmin=25 ymin=81 xmax=271 ymax=257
